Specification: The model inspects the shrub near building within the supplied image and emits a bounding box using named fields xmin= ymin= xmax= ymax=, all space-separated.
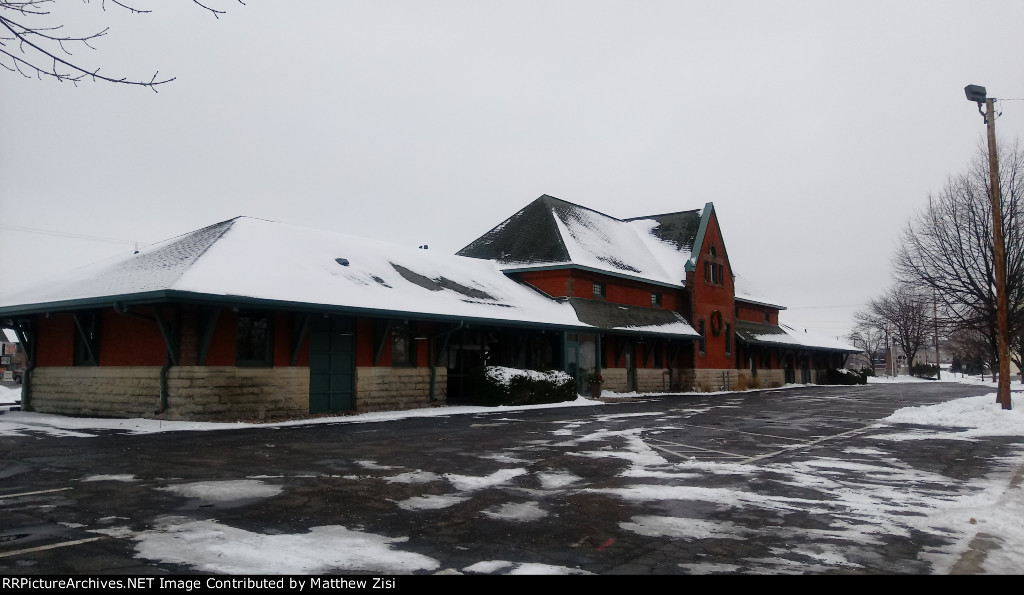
xmin=468 ymin=366 xmax=577 ymax=406
xmin=825 ymin=368 xmax=868 ymax=385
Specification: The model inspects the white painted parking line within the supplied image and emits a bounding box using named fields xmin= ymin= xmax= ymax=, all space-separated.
xmin=738 ymin=427 xmax=872 ymax=465
xmin=645 ymin=438 xmax=747 ymax=460
xmin=0 ymin=487 xmax=72 ymax=500
xmin=643 ymin=424 xmax=876 ymax=465
xmin=0 ymin=537 xmax=105 ymax=558
xmin=670 ymin=422 xmax=808 ymax=443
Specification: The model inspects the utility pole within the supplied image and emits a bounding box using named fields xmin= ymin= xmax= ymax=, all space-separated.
xmin=933 ymin=288 xmax=941 ymax=380
xmin=965 ymin=85 xmax=1012 ymax=410
xmin=885 ymin=327 xmax=894 ymax=377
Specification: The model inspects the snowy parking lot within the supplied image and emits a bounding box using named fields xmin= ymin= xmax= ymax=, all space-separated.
xmin=1 ymin=377 xmax=1022 ymax=575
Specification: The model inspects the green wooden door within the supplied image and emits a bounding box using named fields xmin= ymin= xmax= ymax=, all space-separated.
xmin=309 ymin=315 xmax=355 ymax=413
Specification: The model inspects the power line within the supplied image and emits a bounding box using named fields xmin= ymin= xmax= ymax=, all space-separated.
xmin=784 ymin=303 xmax=866 ymax=310
xmin=0 ymin=224 xmax=138 ymax=246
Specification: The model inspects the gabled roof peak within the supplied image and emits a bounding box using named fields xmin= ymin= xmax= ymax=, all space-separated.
xmin=533 ymin=194 xmax=624 ymax=222
xmin=624 ymin=207 xmax=702 ymax=222
xmin=458 ymin=195 xmax=706 ymax=286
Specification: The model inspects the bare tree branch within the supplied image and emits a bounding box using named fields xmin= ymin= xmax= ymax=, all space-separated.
xmin=855 ymin=285 xmax=931 ymax=372
xmin=893 ymin=140 xmax=1024 ymax=375
xmin=0 ymin=0 xmax=244 ymax=90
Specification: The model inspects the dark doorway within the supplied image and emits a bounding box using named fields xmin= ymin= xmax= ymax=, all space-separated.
xmin=309 ymin=315 xmax=355 ymax=413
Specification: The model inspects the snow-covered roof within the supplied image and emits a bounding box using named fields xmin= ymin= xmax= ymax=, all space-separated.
xmin=0 ymin=217 xmax=698 ymax=338
xmin=734 ymin=275 xmax=787 ymax=310
xmin=457 ymin=195 xmax=701 ymax=288
xmin=567 ymin=298 xmax=699 ymax=338
xmin=734 ymin=320 xmax=861 ymax=353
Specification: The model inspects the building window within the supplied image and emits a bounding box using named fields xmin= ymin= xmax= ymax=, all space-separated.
xmin=704 ymin=260 xmax=725 ymax=286
xmin=698 ymin=320 xmax=706 ymax=355
xmin=593 ymin=282 xmax=606 ymax=299
xmin=651 ymin=292 xmax=662 ymax=307
xmin=236 ymin=310 xmax=272 ymax=366
xmin=725 ymin=323 xmax=732 ymax=355
xmin=392 ymin=321 xmax=414 ymax=367
xmin=764 ymin=312 xmax=771 ymax=323
xmin=73 ymin=312 xmax=100 ymax=366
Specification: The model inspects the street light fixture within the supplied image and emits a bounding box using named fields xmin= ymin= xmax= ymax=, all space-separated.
xmin=964 ymin=84 xmax=987 ymax=103
xmin=964 ymin=84 xmax=1012 ymax=410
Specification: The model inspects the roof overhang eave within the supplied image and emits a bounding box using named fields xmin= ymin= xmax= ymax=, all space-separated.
xmin=599 ymin=327 xmax=699 ymax=339
xmin=735 ymin=335 xmax=862 ymax=353
xmin=734 ymin=296 xmax=788 ymax=311
xmin=0 ymin=290 xmax=600 ymax=334
xmin=499 ymin=263 xmax=685 ymax=290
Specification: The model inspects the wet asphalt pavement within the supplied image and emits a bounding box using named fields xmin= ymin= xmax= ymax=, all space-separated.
xmin=1 ymin=381 xmax=1020 ymax=575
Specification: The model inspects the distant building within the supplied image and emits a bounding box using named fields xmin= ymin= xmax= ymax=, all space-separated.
xmin=1 ymin=330 xmax=25 ymax=380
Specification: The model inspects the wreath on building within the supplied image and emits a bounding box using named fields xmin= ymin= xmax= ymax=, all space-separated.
xmin=710 ymin=310 xmax=723 ymax=337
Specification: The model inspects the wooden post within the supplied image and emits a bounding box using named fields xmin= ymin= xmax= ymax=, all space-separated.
xmin=985 ymin=98 xmax=1012 ymax=410
xmin=933 ymin=288 xmax=941 ymax=380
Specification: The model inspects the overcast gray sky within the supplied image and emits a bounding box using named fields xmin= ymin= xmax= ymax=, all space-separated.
xmin=2 ymin=0 xmax=1022 ymax=338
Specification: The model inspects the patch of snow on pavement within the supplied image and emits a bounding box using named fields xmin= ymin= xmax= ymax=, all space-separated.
xmin=444 ymin=468 xmax=527 ymax=491
xmin=395 ymin=494 xmax=470 ymax=511
xmin=462 ymin=560 xmax=514 ymax=574
xmin=131 ymin=516 xmax=439 ymax=574
xmin=482 ymin=501 xmax=547 ymax=521
xmin=81 ymin=474 xmax=138 ymax=482
xmin=384 ymin=470 xmax=441 ymax=484
xmin=157 ymin=480 xmax=282 ymax=503
xmin=620 ymin=515 xmax=745 ymax=540
xmin=356 ymin=459 xmax=401 ymax=470
xmin=536 ymin=471 xmax=582 ymax=489
xmin=461 ymin=559 xmax=593 ymax=575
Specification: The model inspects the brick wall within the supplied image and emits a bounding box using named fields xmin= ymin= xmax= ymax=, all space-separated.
xmin=166 ymin=367 xmax=309 ymax=421
xmin=735 ymin=369 xmax=786 ymax=390
xmin=635 ymin=368 xmax=675 ymax=393
xmin=595 ymin=368 xmax=681 ymax=394
xmin=30 ymin=367 xmax=163 ymax=418
xmin=29 ymin=366 xmax=309 ymax=422
xmin=355 ymin=367 xmax=446 ymax=412
xmin=601 ymin=368 xmax=627 ymax=393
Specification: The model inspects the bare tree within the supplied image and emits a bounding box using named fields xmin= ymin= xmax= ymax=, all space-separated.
xmin=947 ymin=324 xmax=995 ymax=379
xmin=848 ymin=324 xmax=886 ymax=369
xmin=0 ymin=0 xmax=242 ymax=91
xmin=894 ymin=140 xmax=1024 ymax=379
xmin=855 ymin=285 xmax=931 ymax=374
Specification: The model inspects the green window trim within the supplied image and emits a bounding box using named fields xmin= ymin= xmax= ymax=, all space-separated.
xmin=73 ymin=312 xmax=100 ymax=367
xmin=391 ymin=320 xmax=415 ymax=367
xmin=236 ymin=309 xmax=273 ymax=367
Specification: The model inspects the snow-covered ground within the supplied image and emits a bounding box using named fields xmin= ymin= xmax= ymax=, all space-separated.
xmin=1 ymin=375 xmax=1021 ymax=575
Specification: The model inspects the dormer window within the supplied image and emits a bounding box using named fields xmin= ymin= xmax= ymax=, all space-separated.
xmin=593 ymin=282 xmax=606 ymax=299
xmin=651 ymin=292 xmax=662 ymax=307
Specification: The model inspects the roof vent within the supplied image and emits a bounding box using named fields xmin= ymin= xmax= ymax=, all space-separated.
xmin=335 ymin=258 xmax=350 ymax=266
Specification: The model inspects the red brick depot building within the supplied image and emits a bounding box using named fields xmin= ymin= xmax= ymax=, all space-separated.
xmin=0 ymin=195 xmax=858 ymax=421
